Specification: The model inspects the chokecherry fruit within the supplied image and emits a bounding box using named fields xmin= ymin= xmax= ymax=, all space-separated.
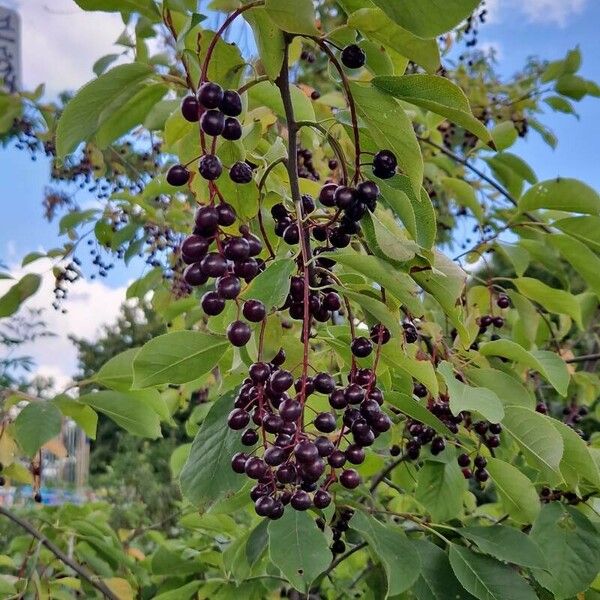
xmin=351 ymin=336 xmax=373 ymax=358
xmin=183 ymin=263 xmax=208 ymax=286
xmin=181 ymin=95 xmax=200 ymax=122
xmin=339 ymin=468 xmax=360 ymax=489
xmin=201 ymin=291 xmax=225 ymax=316
xmin=242 ymin=299 xmax=266 ymax=322
xmin=199 ymin=154 xmax=223 ymax=180
xmin=227 ymin=320 xmax=251 ymax=346
xmin=222 ymin=117 xmax=242 ymax=140
xmin=181 ymin=235 xmax=209 ymax=263
xmin=220 ymin=89 xmax=242 ymax=116
xmin=216 ymin=202 xmax=236 ymax=226
xmin=341 ymin=44 xmax=366 ymax=69
xmin=230 ymin=161 xmax=253 ymax=184
xmin=166 ymin=164 xmax=190 ymax=186
xmin=198 ymin=81 xmax=223 ymax=109
xmin=201 ymin=109 xmax=225 ymax=136
xmin=319 ymin=183 xmax=338 ymax=207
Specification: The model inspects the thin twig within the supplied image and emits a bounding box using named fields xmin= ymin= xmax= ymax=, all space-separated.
xmin=0 ymin=506 xmax=119 ymax=600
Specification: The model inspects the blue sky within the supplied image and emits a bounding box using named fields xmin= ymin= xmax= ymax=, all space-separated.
xmin=0 ymin=0 xmax=599 ymax=385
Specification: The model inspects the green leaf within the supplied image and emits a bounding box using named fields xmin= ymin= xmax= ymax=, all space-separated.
xmin=53 ymin=395 xmax=98 ymax=439
xmin=411 ymin=252 xmax=469 ymax=343
xmin=363 ymin=211 xmax=419 ymax=262
xmin=264 ymin=0 xmax=319 ymax=35
xmin=215 ymin=175 xmax=260 ymax=221
xmin=530 ymin=503 xmax=600 ymax=599
xmin=350 ymin=82 xmax=423 ymax=195
xmin=350 ymin=510 xmax=421 ymax=596
xmin=56 ymin=63 xmax=153 ymax=158
xmin=95 ymin=83 xmax=167 ymax=148
xmin=373 ymin=75 xmax=492 ymax=145
xmin=59 ymin=209 xmax=100 ymax=234
xmin=544 ymin=95 xmax=577 ymax=116
xmin=132 ymin=331 xmax=228 ymax=388
xmin=438 ymin=361 xmax=504 ymax=423
xmin=180 ymin=391 xmax=246 ymax=507
xmin=94 ymin=348 xmax=139 ymax=391
xmin=249 ymin=79 xmax=315 ymax=123
xmin=486 ymin=458 xmax=541 ymax=524
xmin=371 ymin=0 xmax=480 ymax=38
xmin=347 ymin=9 xmax=440 ymax=74
xmin=459 ymin=526 xmax=546 ymax=570
xmin=501 ymin=406 xmax=563 ymax=478
xmin=491 ymin=122 xmax=518 ymax=151
xmin=514 ymin=277 xmax=582 ymax=329
xmin=519 ymin=178 xmax=600 ymax=215
xmin=441 ymin=177 xmax=484 ymax=221
xmin=241 ymin=258 xmax=295 ymax=311
xmin=449 ymin=545 xmax=538 ymax=600
xmin=386 ymin=391 xmax=451 ymax=436
xmin=554 ymin=215 xmax=600 ymax=252
xmin=382 ymin=344 xmax=439 ymax=396
xmin=74 ymin=0 xmax=160 ymax=19
xmin=412 ymin=540 xmax=475 ymax=600
xmin=244 ymin=8 xmax=285 ymax=80
xmin=416 ymin=460 xmax=467 ymax=522
xmin=549 ymin=419 xmax=600 ymax=489
xmin=93 ymin=53 xmax=120 ymax=76
xmin=555 ymin=74 xmax=592 ymax=100
xmin=268 ymin=510 xmax=330 ymax=593
xmin=14 ymin=402 xmax=63 ymax=456
xmin=479 ymin=340 xmax=570 ymax=396
xmin=342 ymin=290 xmax=403 ymax=340
xmin=548 ymin=234 xmax=600 ymax=297
xmin=325 ymin=251 xmax=423 ymax=315
xmin=152 ymin=582 xmax=201 ymax=600
xmin=465 ymin=367 xmax=535 ymax=409
xmin=0 ymin=273 xmax=41 ymax=318
xmin=78 ymin=390 xmax=162 ymax=438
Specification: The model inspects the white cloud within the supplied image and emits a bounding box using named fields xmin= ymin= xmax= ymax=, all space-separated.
xmin=8 ymin=0 xmax=123 ymax=96
xmin=0 ymin=259 xmax=126 ymax=390
xmin=486 ymin=0 xmax=588 ymax=26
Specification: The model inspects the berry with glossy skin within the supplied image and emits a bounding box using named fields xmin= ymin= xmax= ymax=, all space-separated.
xmin=323 ymin=292 xmax=341 ymax=311
xmin=475 ymin=468 xmax=489 ymax=483
xmin=302 ymin=194 xmax=315 ymax=214
xmin=351 ymin=336 xmax=373 ymax=358
xmin=228 ymin=408 xmax=250 ymax=430
xmin=255 ymin=495 xmax=275 ymax=517
xmin=334 ymin=186 xmax=357 ymax=209
xmin=181 ymin=235 xmax=209 ymax=264
xmin=314 ymin=412 xmax=337 ymax=433
xmin=290 ymin=490 xmax=312 ymax=511
xmin=216 ymin=202 xmax=236 ymax=226
xmin=314 ymin=372 xmax=336 ymax=394
xmin=227 ymin=320 xmax=251 ymax=346
xmin=344 ymin=384 xmax=365 ymax=405
xmin=329 ymin=389 xmax=348 ymax=409
xmin=493 ymin=316 xmax=504 ymax=328
xmin=339 ymin=469 xmax=360 ymax=489
xmin=224 ymin=237 xmax=250 ymax=261
xmin=166 ymin=164 xmax=190 ymax=186
xmin=245 ymin=456 xmax=267 ymax=479
xmin=319 ymin=183 xmax=338 ymax=207
xmin=183 ymin=263 xmax=208 ymax=287
xmin=457 ymin=453 xmax=471 ymax=467
xmin=181 ymin=95 xmax=200 ymax=122
xmin=199 ymin=154 xmax=222 ymax=180
xmin=328 ymin=450 xmax=346 ymax=468
xmin=330 ymin=227 xmax=351 ymax=249
xmin=249 ymin=362 xmax=270 ymax=384
xmin=370 ymin=324 xmax=390 ymax=344
xmin=357 ymin=180 xmax=379 ymax=202
xmin=431 ymin=437 xmax=446 ymax=455
xmin=373 ymin=149 xmax=397 ymax=173
xmin=242 ymin=299 xmax=266 ymax=322
xmin=283 ymin=223 xmax=300 ymax=245
xmin=295 ymin=441 xmax=320 ymax=464
xmin=241 ymin=429 xmax=259 ymax=446
xmin=220 ymin=89 xmax=242 ymax=116
xmin=195 ymin=205 xmax=219 ymax=235
xmin=200 ymin=252 xmax=227 ymax=277
xmin=315 ymin=436 xmax=335 ymax=457
xmin=474 ymin=456 xmax=487 ymax=469
xmin=230 ymin=161 xmax=253 ymax=184
xmin=497 ymin=295 xmax=510 ymax=309
xmin=198 ymin=81 xmax=223 ymax=109
xmin=345 ymin=444 xmax=365 ymax=465
xmin=200 ymin=109 xmax=225 ymax=136
xmin=231 ymin=452 xmax=248 ymax=473
xmin=270 ymin=370 xmax=294 ymax=393
xmin=314 ymin=489 xmax=332 ymax=509
xmin=201 ymin=291 xmax=225 ymax=316
xmin=217 ymin=274 xmax=241 ymax=299
xmin=222 ymin=117 xmax=242 ymax=140
xmin=341 ymin=44 xmax=366 ymax=69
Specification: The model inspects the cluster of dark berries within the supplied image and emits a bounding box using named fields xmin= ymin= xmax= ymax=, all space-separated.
xmin=371 ymin=150 xmax=398 ymax=180
xmin=457 ymin=453 xmax=490 ymax=482
xmin=51 ymin=260 xmax=82 ymax=313
xmin=298 ymin=148 xmax=320 ymax=181
xmin=280 ymin=275 xmax=342 ymax=324
xmin=329 ymin=508 xmax=354 ymax=554
xmin=179 ymin=201 xmax=267 ymax=346
xmin=539 ymin=487 xmax=580 ymax=505
xmin=562 ymin=403 xmax=589 ymax=438
xmin=229 ymin=325 xmax=393 ymax=519
xmin=181 ymin=81 xmax=243 ymax=142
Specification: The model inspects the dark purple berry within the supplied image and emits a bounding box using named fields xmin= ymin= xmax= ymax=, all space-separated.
xmin=315 ymin=436 xmax=335 ymax=457
xmin=294 ymin=441 xmax=319 ymax=463
xmin=181 ymin=95 xmax=200 ymax=122
xmin=167 ymin=164 xmax=190 ymax=186
xmin=339 ymin=469 xmax=360 ymax=489
xmin=328 ymin=450 xmax=346 ymax=468
xmin=183 ymin=263 xmax=208 ymax=287
xmin=241 ymin=429 xmax=259 ymax=445
xmin=319 ymin=183 xmax=338 ymax=207
xmin=220 ymin=89 xmax=242 ymax=116
xmin=227 ymin=320 xmax=251 ymax=346
xmin=475 ymin=468 xmax=489 ymax=482
xmin=199 ymin=154 xmax=223 ymax=180
xmin=457 ymin=453 xmax=471 ymax=467
xmin=216 ymin=202 xmax=236 ymax=226
xmin=345 ymin=444 xmax=365 ymax=465
xmin=314 ymin=489 xmax=331 ymax=509
xmin=341 ymin=44 xmax=366 ymax=69
xmin=351 ymin=337 xmax=373 ymax=358
xmin=334 ymin=186 xmax=357 ymax=209
xmin=283 ymin=223 xmax=300 ymax=245
xmin=222 ymin=117 xmax=242 ymax=140
xmin=201 ymin=291 xmax=225 ymax=315
xmin=201 ymin=109 xmax=225 ymax=136
xmin=373 ymin=149 xmax=397 ymax=173
xmin=243 ymin=299 xmax=266 ymax=322
xmin=230 ymin=161 xmax=253 ymax=184
xmin=231 ymin=452 xmax=248 ymax=473
xmin=314 ymin=412 xmax=337 ymax=433
xmin=290 ymin=490 xmax=312 ymax=511
xmin=245 ymin=457 xmax=267 ymax=479
xmin=228 ymin=408 xmax=250 ymax=430
xmin=370 ymin=324 xmax=390 ymax=344
xmin=314 ymin=373 xmax=336 ymax=394
xmin=270 ymin=370 xmax=294 ymax=393
xmin=344 ymin=384 xmax=365 ymax=405
xmin=200 ymin=252 xmax=227 ymax=277
xmin=217 ymin=275 xmax=241 ymax=299
xmin=497 ymin=295 xmax=510 ymax=309
xmin=181 ymin=235 xmax=209 ymax=264
xmin=224 ymin=237 xmax=250 ymax=261
xmin=198 ymin=82 xmax=223 ymax=109
xmin=356 ymin=180 xmax=379 ymax=202
xmin=255 ymin=495 xmax=275 ymax=516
